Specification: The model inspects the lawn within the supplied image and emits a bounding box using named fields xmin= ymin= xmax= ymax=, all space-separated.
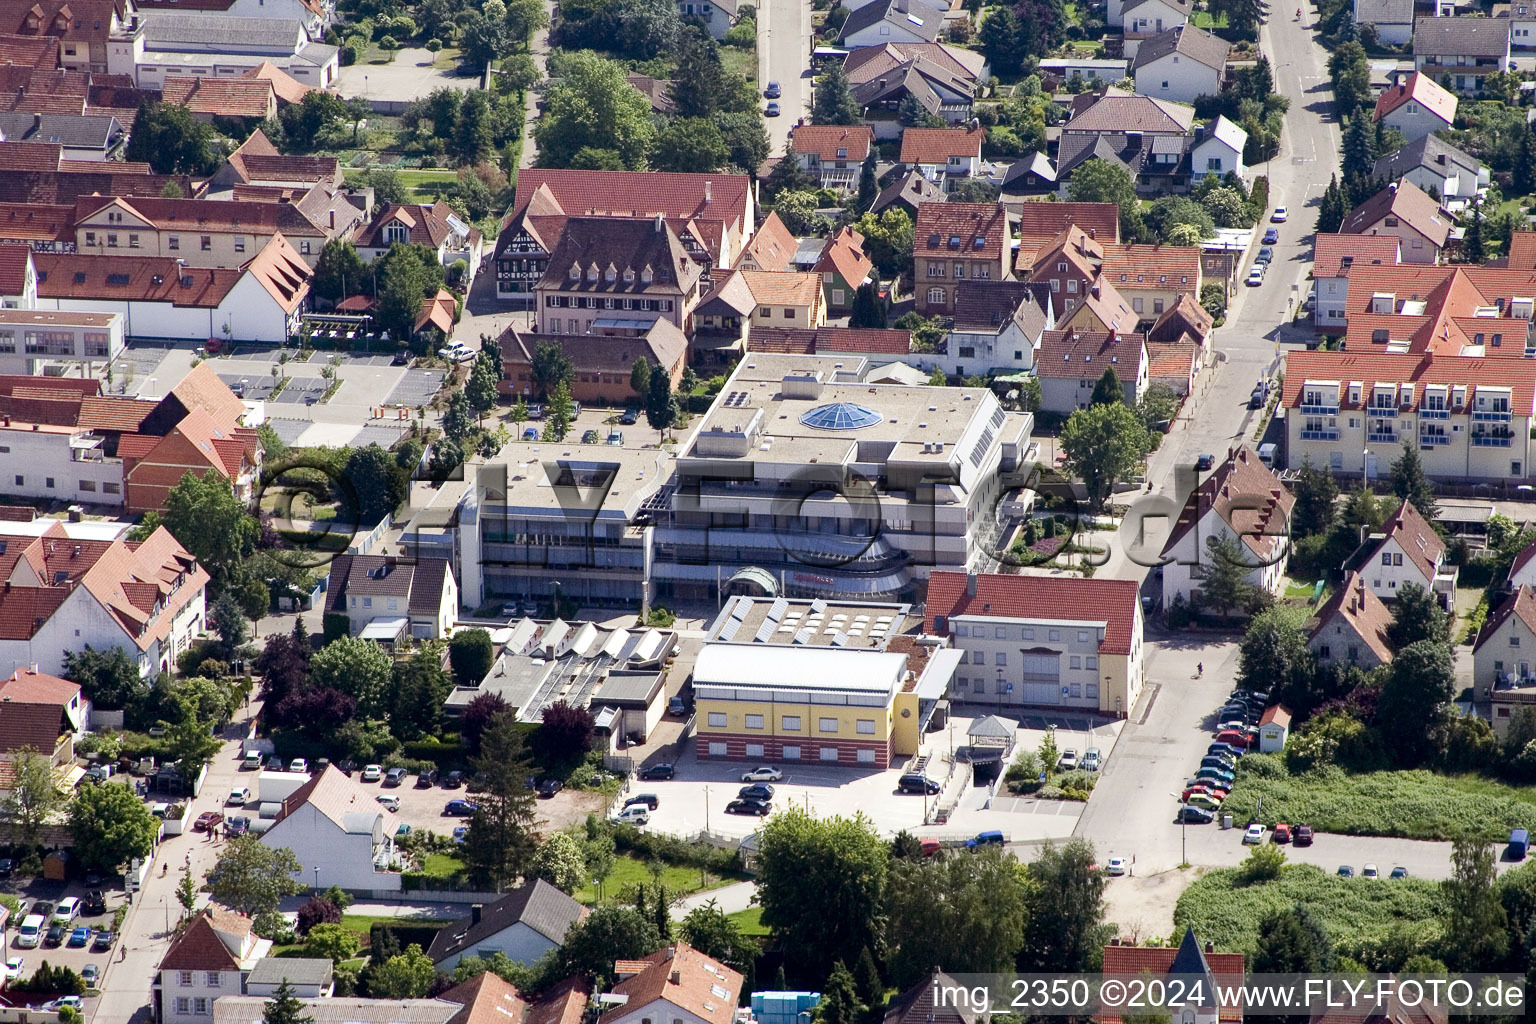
xmin=345 ymin=168 xmax=463 ymax=191
xmin=1222 ymin=759 xmax=1536 ymax=841
xmin=725 ymin=906 xmax=767 ymax=936
xmin=1174 ymin=864 xmax=1444 ymax=955
xmin=420 ymin=852 xmax=465 ymax=877
xmin=1283 ymin=577 xmax=1324 ymax=602
xmin=721 ymin=46 xmax=756 ymax=86
xmin=574 ymin=853 xmax=742 ymax=905
xmin=1191 ymin=9 xmax=1228 ymax=27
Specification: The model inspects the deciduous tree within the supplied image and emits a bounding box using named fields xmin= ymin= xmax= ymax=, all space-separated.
xmin=68 ymin=781 xmax=158 ymax=873
xmin=534 ymin=52 xmax=655 ymax=169
xmin=1440 ymin=836 xmax=1509 ymax=969
xmin=126 ymin=101 xmax=219 ymax=175
xmin=1385 ymin=583 xmax=1450 ymax=650
xmin=1060 ymin=403 xmax=1152 ymax=510
xmin=162 ymin=472 xmax=258 ymax=587
xmin=1019 ymin=838 xmax=1107 ymax=971
xmin=529 ymin=831 xmax=589 ymax=892
xmin=1069 ymin=159 xmax=1144 ymax=240
xmin=309 ymin=636 xmax=393 ymax=718
xmin=557 ymin=907 xmax=663 ymax=984
xmin=1376 ymin=639 xmax=1455 ymax=766
xmin=63 ymin=646 xmax=147 ymax=711
xmin=343 ymin=444 xmax=408 ymax=524
xmin=886 ymin=846 xmax=1027 ymax=988
xmin=207 ymin=837 xmax=303 ymax=917
xmin=368 ymin=944 xmax=437 ymax=998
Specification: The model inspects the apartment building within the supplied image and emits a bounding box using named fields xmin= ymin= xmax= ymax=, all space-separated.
xmin=354 ymin=202 xmax=484 ymax=287
xmin=1413 ymin=15 xmax=1511 ymax=93
xmin=533 ymin=216 xmax=703 ymax=338
xmin=1282 ymin=349 xmax=1536 ymax=481
xmin=0 ymin=307 xmax=122 ymax=373
xmin=1339 ymin=180 xmax=1453 ymax=264
xmin=1017 ymin=225 xmax=1202 ymax=321
xmin=913 ymin=202 xmax=1011 ymax=314
xmin=155 ymin=910 xmax=268 ymax=1024
xmin=497 ymin=321 xmax=686 ymax=405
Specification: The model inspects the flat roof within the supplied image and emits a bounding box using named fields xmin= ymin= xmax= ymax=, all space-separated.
xmin=0 ymin=309 xmax=120 ymax=327
xmin=693 ymin=644 xmax=907 ymax=692
xmin=475 ymin=445 xmax=674 ymax=517
xmin=706 ymin=595 xmax=914 ymax=647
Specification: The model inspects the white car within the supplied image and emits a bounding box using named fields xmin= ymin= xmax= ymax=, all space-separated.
xmin=1246 ymin=266 xmax=1265 ymax=287
xmin=376 ymin=795 xmax=400 ymax=812
xmin=1362 ymin=863 xmax=1380 ymax=879
xmin=362 ymin=764 xmax=383 ymax=782
xmin=227 ymin=787 xmax=250 ymax=806
xmin=1243 ymin=823 xmax=1265 ymax=845
xmin=1083 ymin=748 xmax=1102 ymax=772
xmin=1270 ymin=206 xmax=1288 ymax=222
xmin=1058 ymin=749 xmax=1079 ymax=771
xmin=241 ymin=752 xmax=263 ymax=770
xmin=740 ymin=767 xmax=782 ymax=783
xmin=52 ymin=898 xmax=79 ymax=923
xmin=1105 ymin=856 xmax=1128 ymax=876
xmin=6 ymin=956 xmax=23 ymax=981
xmin=613 ymin=805 xmax=649 ymax=825
xmin=288 ymin=758 xmax=307 ymax=774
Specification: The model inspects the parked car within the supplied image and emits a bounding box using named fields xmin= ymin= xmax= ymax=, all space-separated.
xmin=1058 ymin=749 xmax=1078 ymax=771
xmin=376 ymin=795 xmax=400 ymax=812
xmin=668 ymin=697 xmax=689 ymax=716
xmin=1083 ymin=748 xmax=1102 ymax=771
xmin=965 ymin=830 xmax=1005 ymax=847
xmin=266 ymin=755 xmax=284 ymax=770
xmin=740 ymin=766 xmax=782 ymax=782
xmin=0 ymin=859 xmax=13 ymax=878
xmin=1243 ymin=823 xmax=1265 ymax=844
xmin=1293 ymin=824 xmax=1313 ymax=846
xmin=43 ymin=924 xmax=63 ymax=948
xmin=443 ymin=800 xmax=478 ymax=816
xmin=289 ymin=758 xmax=308 ymax=774
xmin=1271 ymin=823 xmax=1291 ymax=843
xmin=1187 ymin=792 xmax=1223 ymax=810
xmin=620 ymin=407 xmax=639 ymax=425
xmin=361 ymin=764 xmax=383 ymax=782
xmin=1177 ymin=805 xmax=1215 ymax=824
xmin=1105 ymin=856 xmax=1128 ymax=876
xmin=90 ymin=931 xmax=113 ymax=953
xmin=452 ymin=827 xmax=469 ymax=842
xmin=1194 ymin=453 xmax=1216 ymax=471
xmin=1200 ymin=755 xmax=1235 ymax=772
xmin=396 ymin=824 xmax=412 ymax=838
xmin=1362 ymin=863 xmax=1379 ymax=879
xmin=536 ymin=778 xmax=563 ymax=798
xmin=624 ymin=793 xmax=660 ymax=810
xmin=739 ymin=784 xmax=776 ymax=801
xmin=443 ymin=770 xmax=465 ymax=789
xmin=581 ymin=429 xmax=601 ymax=444
xmin=5 ymin=957 xmax=22 ymax=981
xmin=764 ymin=81 xmax=781 ymax=98
xmin=1209 ymin=742 xmax=1244 ymax=759
xmin=383 ymin=767 xmax=407 ymax=787
xmin=225 ymin=816 xmax=250 ymax=837
xmin=1271 ymin=207 xmax=1288 ymax=222
xmin=639 ymin=763 xmax=675 ymax=780
xmin=1256 ymin=246 xmax=1274 ymax=264
xmin=1262 ymin=227 xmax=1279 ymax=244
xmin=726 ymin=798 xmax=772 ymax=816
xmin=1195 ymin=767 xmax=1235 ymax=786
xmin=416 ymin=769 xmax=438 ymax=788
xmin=81 ymin=964 xmax=97 ymax=986
xmin=83 ymin=892 xmax=106 ymax=917
xmin=66 ymin=928 xmax=89 ymax=948
xmin=241 ymin=752 xmax=263 ymax=770
xmin=1389 ymin=866 xmax=1409 ymax=879
xmin=228 ymin=786 xmax=250 ymax=806
xmin=898 ymin=774 xmax=940 ymax=795
xmin=1214 ymin=729 xmax=1250 ymax=748
xmin=765 ymin=101 xmax=781 ymax=116
xmin=193 ymin=812 xmax=223 ymax=833
xmin=1337 ymin=864 xmax=1354 ymax=877
xmin=1246 ymin=266 xmax=1265 ymax=287
xmin=613 ymin=805 xmax=650 ymax=825
xmin=522 ymin=427 xmax=539 ymax=441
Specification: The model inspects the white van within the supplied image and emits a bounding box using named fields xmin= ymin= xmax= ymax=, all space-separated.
xmin=15 ymin=915 xmax=43 ymax=948
xmin=1257 ymin=443 xmax=1278 ymax=468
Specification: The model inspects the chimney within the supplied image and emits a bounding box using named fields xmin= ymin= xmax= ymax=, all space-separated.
xmin=654 ymin=213 xmax=664 ymax=233
xmin=329 ymin=210 xmax=335 ymax=229
xmin=965 ymin=572 xmax=977 ymax=597
xmin=704 ymin=181 xmax=712 ymax=203
xmin=470 ymin=904 xmax=482 ymax=925
xmin=1205 ymin=941 xmax=1215 ymax=953
xmin=670 ymin=971 xmax=682 ymax=986
xmin=878 ymin=77 xmax=887 ymax=90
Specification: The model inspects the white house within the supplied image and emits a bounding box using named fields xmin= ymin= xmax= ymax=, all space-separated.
xmin=1159 ymin=446 xmax=1294 ymax=610
xmin=678 ymin=0 xmax=738 ymax=37
xmin=1354 ymin=0 xmax=1413 ymax=45
xmin=1372 ymin=72 xmax=1458 ymax=143
xmin=1190 ymin=115 xmax=1247 ymax=183
xmin=839 ymin=0 xmax=942 ymax=47
xmin=1121 ymin=0 xmax=1191 ymax=55
xmin=425 ymin=881 xmax=588 ymax=971
xmin=259 ymin=765 xmax=401 ymax=892
xmin=1371 ymin=133 xmax=1488 ymax=202
xmin=898 ymin=127 xmax=985 ymax=188
xmin=155 ymin=910 xmax=270 ymax=1024
xmin=1505 ymin=539 xmax=1536 ymax=591
xmin=1256 ymin=705 xmax=1291 ymax=753
xmin=1307 ymin=571 xmax=1394 ymax=671
xmin=1034 ymin=327 xmax=1149 ymax=415
xmin=1473 ymin=586 xmax=1536 ymax=736
xmin=322 ymin=555 xmax=459 ymax=642
xmin=1310 ymin=233 xmax=1400 ymax=328
xmin=1345 ymin=498 xmax=1456 ymax=608
xmin=1412 ymin=16 xmax=1512 ymax=94
xmin=1506 ymin=1 xmax=1536 ymax=49
xmin=597 ymin=944 xmax=744 ymax=1024
xmin=923 ymin=280 xmax=1053 ymax=377
xmin=354 ymin=203 xmax=486 ymax=289
xmin=1131 ymin=24 xmax=1228 ymax=103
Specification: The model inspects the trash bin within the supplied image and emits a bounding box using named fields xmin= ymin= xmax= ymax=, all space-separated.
xmin=1222 ymin=813 xmax=1233 ymax=829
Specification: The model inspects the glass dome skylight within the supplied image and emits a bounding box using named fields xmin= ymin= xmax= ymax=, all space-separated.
xmin=799 ymin=402 xmax=882 ymax=430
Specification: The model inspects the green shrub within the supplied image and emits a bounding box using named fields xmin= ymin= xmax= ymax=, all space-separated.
xmin=426 ymin=37 xmax=443 ymax=51
xmin=323 ymin=613 xmax=350 ymax=643
xmin=645 ymin=607 xmax=676 ymax=627
xmin=606 ymin=820 xmax=741 ymax=873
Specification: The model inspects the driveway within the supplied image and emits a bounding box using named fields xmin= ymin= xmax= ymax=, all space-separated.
xmin=338 ymin=49 xmax=480 ymax=103
xmin=759 ymin=0 xmax=810 ymax=157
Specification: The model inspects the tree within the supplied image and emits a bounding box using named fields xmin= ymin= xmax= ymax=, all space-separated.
xmin=530 ymin=831 xmax=589 ymax=892
xmin=775 ymin=191 xmax=829 ymax=236
xmin=1441 ymin=837 xmax=1509 ymax=969
xmin=543 ymin=379 xmax=574 ymax=441
xmin=177 ymin=871 xmax=198 ymax=917
xmin=885 ymin=846 xmax=1026 ymax=988
xmin=681 ymin=899 xmax=756 ymax=974
xmin=295 ymin=896 xmax=342 ymax=937
xmin=1201 ymin=535 xmax=1268 ymax=621
xmin=450 ymin=91 xmax=495 ymax=166
xmin=1089 ymin=367 xmax=1124 ymax=407
xmin=1236 ymin=606 xmax=1313 ymax=701
xmin=460 ymin=693 xmax=510 ymax=753
xmin=1135 ymin=384 xmax=1179 ymax=434
xmin=1515 ymin=125 xmax=1536 ymax=197
xmin=1252 ymin=904 xmax=1332 ymax=979
xmin=812 ymin=61 xmax=862 ymax=126
xmin=1291 ymin=457 xmax=1340 ymax=538
xmin=646 ymin=369 xmax=675 ymax=443
xmin=1207 ymin=0 xmax=1263 ymax=35
xmin=1019 ymin=838 xmax=1107 ymax=971
xmin=848 ymin=282 xmax=886 ymax=328
xmin=0 ymin=749 xmax=60 ymax=859
xmin=715 ymin=111 xmax=770 ymax=172
xmin=557 ymin=906 xmax=663 ymax=983
xmin=442 ymin=390 xmax=474 ymax=444
xmin=857 ymin=152 xmax=878 ymax=213
xmin=651 ymin=118 xmax=730 ymax=173
xmin=1328 ymin=41 xmax=1371 ymax=116
xmin=343 ymin=444 xmax=408 ymax=524
xmin=757 ymin=807 xmax=888 ymax=975
xmin=67 ymin=781 xmax=157 ymax=873
xmin=1342 ymin=115 xmax=1376 ymax=181
xmin=209 ymin=591 xmax=249 ymax=655
xmin=207 ymin=837 xmax=303 ymax=917
xmin=1069 ymin=159 xmax=1144 ymax=240
xmin=448 ymin=629 xmax=496 ymax=687
xmin=279 ymin=91 xmax=348 ymax=151
xmin=978 ymin=7 xmax=1026 ymax=76
xmin=126 ymin=101 xmax=219 ymax=175
xmin=534 ymin=701 xmax=595 ymax=764
xmin=263 ymin=981 xmax=315 ymax=1024
xmin=303 ymin=922 xmax=357 ymax=963
xmin=162 ymin=472 xmax=257 ymax=586
xmin=1317 ymin=175 xmax=1348 ymax=234
xmin=1377 ymin=640 xmax=1455 ymax=766
xmin=630 ymin=358 xmax=653 ymax=401
xmin=1385 ymin=582 xmax=1450 ymax=651
xmin=1389 ymin=447 xmax=1439 ymax=523
xmin=461 ymin=714 xmax=538 ymax=891
xmin=535 ymin=52 xmax=655 ymax=169
xmin=1199 ymin=186 xmax=1247 ymax=229
xmin=389 ymin=643 xmax=451 ymax=741
xmin=313 ymin=240 xmax=367 ymax=303
xmin=531 ymin=341 xmax=575 ymax=400
xmin=369 ymin=944 xmax=437 ymax=999
xmin=1060 ymin=403 xmax=1153 ymax=510
xmin=237 ymin=577 xmax=269 ymax=635
xmin=375 ymin=244 xmax=442 ymax=345
xmin=310 ymin=636 xmax=393 ymax=719
xmin=1463 ymin=191 xmax=1486 ymax=265
xmin=1146 ymin=196 xmax=1215 ymax=244
xmin=673 ymin=29 xmax=736 ymax=119
xmin=467 ymin=356 xmax=502 ymax=425
xmin=63 ymin=645 xmax=146 ymax=711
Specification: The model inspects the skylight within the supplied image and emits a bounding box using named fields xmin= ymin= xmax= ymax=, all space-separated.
xmin=799 ymin=402 xmax=882 ymax=430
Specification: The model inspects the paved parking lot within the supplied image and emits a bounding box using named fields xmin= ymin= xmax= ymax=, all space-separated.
xmin=0 ymin=881 xmax=124 ymax=990
xmin=381 ymin=369 xmax=446 ymax=407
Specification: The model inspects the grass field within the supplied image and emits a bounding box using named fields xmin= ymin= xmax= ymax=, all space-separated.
xmin=420 ymin=852 xmax=465 ymax=877
xmin=1175 ymin=864 xmax=1444 ymax=954
xmin=725 ymin=906 xmax=767 ymax=935
xmin=1222 ymin=759 xmax=1536 ymax=841
xmin=574 ymin=853 xmax=741 ymax=905
xmin=1191 ymin=10 xmax=1229 ymax=27
xmin=721 ymin=46 xmax=756 ymax=86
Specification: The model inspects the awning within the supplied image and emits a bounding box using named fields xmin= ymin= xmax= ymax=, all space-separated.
xmin=57 ymin=765 xmax=86 ymax=789
xmin=593 ymin=706 xmax=620 ymax=730
xmin=914 ymin=647 xmax=964 ymax=701
xmin=360 ymin=617 xmax=408 ymax=641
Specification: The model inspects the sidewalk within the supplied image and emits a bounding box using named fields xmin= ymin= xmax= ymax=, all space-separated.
xmin=674 ymin=879 xmax=757 ymax=916
xmin=517 ymin=6 xmax=554 ymax=170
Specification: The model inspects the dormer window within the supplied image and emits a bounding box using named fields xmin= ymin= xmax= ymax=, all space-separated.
xmin=836 ymin=148 xmax=847 ymax=158
xmin=641 ymin=266 xmax=653 ymax=284
xmin=587 ymin=264 xmax=599 ymax=281
xmin=605 ymin=266 xmax=616 ymax=283
xmin=568 ymin=263 xmax=580 ymax=280
xmin=624 ymin=268 xmax=635 ymax=283
xmin=383 ymin=223 xmax=409 ymax=244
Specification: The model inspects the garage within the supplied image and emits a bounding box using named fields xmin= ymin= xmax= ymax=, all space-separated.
xmin=1020 ymin=649 xmax=1062 ymax=704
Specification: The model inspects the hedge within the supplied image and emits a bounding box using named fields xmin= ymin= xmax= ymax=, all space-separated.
xmin=609 ymin=823 xmax=742 ymax=873
xmin=323 ymin=613 xmax=351 ymax=643
xmin=368 ymin=921 xmax=448 ymax=951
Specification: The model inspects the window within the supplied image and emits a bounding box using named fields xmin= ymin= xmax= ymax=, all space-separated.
xmin=974 ymin=679 xmax=985 ymax=694
xmin=1022 ymin=628 xmax=1034 ymax=640
xmin=193 ymin=1000 xmax=209 ymax=1016
xmin=44 ymin=477 xmax=52 ymax=489
xmin=1067 ymin=279 xmax=1078 ymax=293
xmin=708 ymin=742 xmax=726 ymax=756
xmin=1513 ymin=636 xmax=1522 ymax=647
xmin=832 ymin=289 xmax=845 ymax=305
xmin=178 ymin=973 xmax=193 ymax=986
xmin=782 ymin=715 xmax=801 ymax=730
xmin=955 ymin=624 xmax=967 ymax=637
xmin=745 ymin=713 xmax=764 ymax=729
xmin=176 ymin=1000 xmax=190 ymax=1015
xmin=128 ymin=234 xmax=139 ymax=248
xmin=746 ymin=743 xmax=764 ymax=757
xmin=200 ymin=236 xmax=211 ymax=250
xmin=857 ymin=749 xmax=876 ymax=763
xmin=707 ymin=712 xmax=727 ymax=727
xmin=972 ymin=650 xmax=986 ymax=664
xmin=927 ymin=263 xmax=946 ymax=278
xmin=1381 ymin=552 xmax=1392 ymax=565
xmin=995 ymin=652 xmax=1007 ymax=665
xmin=12 ymin=476 xmax=19 ymax=486
xmin=1078 ymin=630 xmax=1090 ymax=642
xmin=782 ymin=308 xmax=793 ymax=318
xmin=1086 ymin=656 xmax=1097 ymax=670
xmin=362 ymin=597 xmax=372 ymax=608
xmin=234 ymin=237 xmax=245 ymax=253
xmin=927 ymin=287 xmax=944 ymax=305
xmin=79 ymin=480 xmax=95 ymax=491
xmin=994 ymin=626 xmax=1007 ymax=639
xmin=1048 ymin=629 xmax=1060 ymax=641
xmin=819 ymin=717 xmax=838 ymax=733
xmin=1132 ymin=297 xmax=1144 ymax=313
xmin=205 ymin=973 xmax=220 ymax=987
xmin=783 ymin=745 xmax=800 ymax=759
xmin=1207 ymin=157 xmax=1222 ymax=170
xmin=856 ymin=719 xmax=875 ymax=734
xmin=103 ymin=482 xmax=119 ymax=494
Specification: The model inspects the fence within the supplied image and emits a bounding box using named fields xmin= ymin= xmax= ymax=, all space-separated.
xmin=348 ymin=513 xmax=394 ymax=556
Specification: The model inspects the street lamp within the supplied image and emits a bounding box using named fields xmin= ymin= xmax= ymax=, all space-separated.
xmin=1170 ymin=792 xmax=1188 ymax=867
xmin=313 ymin=866 xmax=319 ymax=894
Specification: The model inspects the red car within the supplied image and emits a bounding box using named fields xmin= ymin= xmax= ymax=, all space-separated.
xmin=193 ymin=812 xmax=224 ymax=833
xmin=1214 ymin=729 xmax=1250 ymax=748
xmin=1293 ymin=824 xmax=1314 ymax=846
xmin=1271 ymin=823 xmax=1292 ymax=843
xmin=1182 ymin=783 xmax=1229 ymax=801
xmin=919 ymin=839 xmax=941 ymax=857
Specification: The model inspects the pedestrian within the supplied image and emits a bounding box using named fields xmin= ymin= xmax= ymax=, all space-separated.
xmin=1197 ymin=662 xmax=1203 ymax=677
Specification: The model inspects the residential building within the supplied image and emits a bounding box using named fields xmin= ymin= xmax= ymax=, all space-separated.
xmin=898 ymin=126 xmax=984 ymax=188
xmin=69 ymin=191 xmax=360 ymax=268
xmin=1130 ymin=24 xmax=1227 ymax=103
xmin=259 ymin=764 xmax=400 ymax=891
xmin=913 ymin=202 xmax=1010 ymax=314
xmin=1101 ymin=930 xmax=1244 ymax=1024
xmin=457 ymin=445 xmax=677 ymax=611
xmin=843 ymin=42 xmax=986 ymax=136
xmin=1019 ymin=226 xmax=1202 ymax=321
xmin=882 ymin=974 xmax=985 ymax=1024
xmin=677 ymin=0 xmax=737 ymax=38
xmin=1147 ymin=291 xmax=1214 ymax=351
xmin=1038 ymin=57 xmax=1130 ymax=84
xmin=242 ymin=960 xmax=333 ymax=1000
xmin=1372 ymin=132 xmax=1485 ymax=206
xmin=1060 ymin=90 xmax=1196 ymax=138
xmin=354 ymin=202 xmax=484 ymax=287
xmin=534 ymin=216 xmax=703 ymax=337
xmin=925 ymin=280 xmax=1052 ymax=377
xmin=0 ymin=308 xmax=123 ymax=374
xmin=790 ymin=125 xmax=875 ymax=190
xmin=599 ymin=944 xmax=744 ymax=1024
xmin=925 ymin=571 xmax=1144 ymax=715
xmin=1503 ymin=0 xmax=1536 ymax=48
xmin=1281 ymin=349 xmax=1536 ymax=481
xmin=214 ymin=131 xmax=340 ymax=193
xmin=873 ymin=170 xmax=948 ymax=216
xmin=812 ymin=227 xmax=874 ymax=314
xmin=155 ymin=909 xmax=270 ymax=1024
xmin=1373 ymin=71 xmax=1458 ymax=142
xmin=1190 ymin=115 xmax=1247 ymax=182
xmin=1122 ymin=0 xmax=1192 ymax=54
xmin=160 ymin=76 xmax=276 ymax=122
xmin=838 ymin=0 xmax=941 ymax=47
xmin=739 ymin=270 xmax=827 ymax=330
xmin=1339 ymin=180 xmax=1452 ymax=264
xmin=1310 ymin=233 xmax=1402 ymax=327
xmin=1506 ymin=537 xmax=1536 ymax=590
xmin=497 ymin=321 xmax=686 ymax=405
xmin=1413 ymin=16 xmax=1511 ymax=93
xmin=733 ymin=212 xmax=797 ymax=273
xmin=1344 ymin=498 xmax=1455 ymax=607
xmin=0 ymin=666 xmax=79 ymax=767
xmin=31 ymin=234 xmax=310 ymax=343
xmin=1354 ymin=0 xmax=1414 ymax=45
xmin=998 ymin=153 xmax=1058 ymax=199
xmin=134 ymin=14 xmax=340 ymax=89
xmin=1146 ymin=337 xmax=1201 ymax=395
xmin=426 ymin=881 xmax=587 ymax=971
xmin=0 ymin=111 xmax=123 ymax=160
xmin=747 ymin=326 xmax=913 ymax=361
xmin=652 ymin=354 xmax=1035 ymax=602
xmin=1308 ymin=571 xmax=1394 ymax=670
xmin=0 ymin=0 xmax=143 ymax=75
xmin=1474 ymin=585 xmax=1536 ymax=732
xmin=1159 ymin=446 xmax=1293 ymax=609
xmin=492 ymin=170 xmax=753 ymax=305
xmin=322 ymin=554 xmax=458 ymax=643
xmin=1035 ymin=327 xmax=1149 ymax=414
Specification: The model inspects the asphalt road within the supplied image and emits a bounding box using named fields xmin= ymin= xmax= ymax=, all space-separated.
xmin=758 ymin=0 xmax=811 ymax=158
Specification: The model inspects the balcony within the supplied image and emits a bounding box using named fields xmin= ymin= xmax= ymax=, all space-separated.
xmin=1419 ymin=433 xmax=1450 ymax=447
xmin=1473 ymin=408 xmax=1512 ymax=421
xmin=1367 ymin=431 xmax=1398 ymax=443
xmin=1300 ymin=402 xmax=1338 ymax=415
xmin=1300 ymin=429 xmax=1340 ymax=440
xmin=1421 ymin=407 xmax=1450 ymax=419
xmin=1472 ymin=434 xmax=1513 ymax=447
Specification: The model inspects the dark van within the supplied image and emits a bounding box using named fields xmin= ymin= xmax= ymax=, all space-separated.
xmin=1510 ymin=828 xmax=1529 ymax=860
xmin=898 ymin=774 xmax=940 ymax=795
xmin=965 ymin=830 xmax=1005 ymax=848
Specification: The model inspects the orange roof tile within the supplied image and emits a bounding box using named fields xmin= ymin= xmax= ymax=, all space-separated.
xmin=898 ymin=126 xmax=983 ymax=164
xmin=915 ymin=201 xmax=1008 ymax=260
xmin=1313 ymin=233 xmax=1401 ymax=278
xmin=790 ymin=124 xmax=874 ymax=162
xmin=598 ymin=944 xmax=742 ymax=1024
xmin=1311 ymin=571 xmax=1394 ymax=663
xmin=1374 ymin=71 xmax=1457 ymax=125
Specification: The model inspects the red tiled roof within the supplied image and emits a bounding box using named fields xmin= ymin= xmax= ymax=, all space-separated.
xmin=0 ymin=242 xmax=30 ymax=294
xmin=1014 ymin=202 xmax=1119 ymax=245
xmin=1258 ymin=704 xmax=1291 ymax=727
xmin=898 ymin=126 xmax=984 ymax=164
xmin=1476 ymin=584 xmax=1536 ymax=652
xmin=1340 ymin=180 xmax=1452 ymax=248
xmin=1035 ymin=327 xmax=1144 ymax=380
xmin=509 ymin=169 xmax=751 ymax=228
xmin=157 ymin=913 xmax=243 ymax=973
xmin=1097 ymin=242 xmax=1201 ymax=291
xmin=1311 ymin=571 xmax=1393 ymax=664
xmin=1313 ymin=233 xmax=1401 ymax=278
xmin=790 ymin=124 xmax=875 ymax=162
xmin=161 ymin=76 xmax=274 ymax=119
xmin=1281 ymin=349 xmax=1536 ymax=412
xmin=814 ymin=226 xmax=873 ymax=288
xmin=1374 ymin=498 xmax=1445 ymax=584
xmin=597 ymin=943 xmax=742 ymax=1024
xmin=0 ymin=666 xmax=78 ymax=706
xmin=1100 ymin=945 xmax=1245 ymax=1024
xmin=735 ymin=210 xmax=796 ymax=272
xmin=1161 ymin=446 xmax=1293 ymax=563
xmin=240 ymin=62 xmax=315 ymax=105
xmin=0 ymin=32 xmax=58 ymax=67
xmin=1374 ymin=71 xmax=1457 ymax=125
xmin=915 ymin=201 xmax=1008 ymax=260
xmin=35 ymin=251 xmax=242 ymax=308
xmin=814 ymin=327 xmax=912 ymax=353
xmin=924 ymin=571 xmax=1141 ymax=654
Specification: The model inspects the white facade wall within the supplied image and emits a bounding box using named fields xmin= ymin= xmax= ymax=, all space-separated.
xmin=947 ymin=612 xmax=1142 ymax=713
xmin=431 ymin=923 xmax=559 ymax=972
xmin=1134 ymin=55 xmax=1221 ymax=104
xmin=162 ymin=969 xmax=243 ymax=1024
xmin=1191 ymin=137 xmax=1244 ymax=181
xmin=259 ymin=806 xmax=401 ymax=891
xmin=1361 ymin=535 xmax=1435 ymax=602
xmin=1160 ymin=505 xmax=1289 ymax=608
xmin=1475 ymin=607 xmax=1536 ymax=700
xmin=0 ymin=431 xmax=124 ymax=505
xmin=34 ymin=289 xmax=292 ymax=343
xmin=1382 ymin=105 xmax=1454 ymax=143
xmin=604 ymin=999 xmax=713 ymax=1024
xmin=925 ymin=322 xmax=1038 ymax=376
xmin=1314 ymin=274 xmax=1348 ymax=327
